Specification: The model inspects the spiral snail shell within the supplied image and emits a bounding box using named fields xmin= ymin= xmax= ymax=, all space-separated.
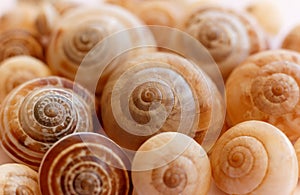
xmin=0 ymin=76 xmax=94 ymax=170
xmin=226 ymin=49 xmax=300 ymax=142
xmin=46 ymin=5 xmax=151 ymax=81
xmin=181 ymin=5 xmax=267 ymax=80
xmin=132 ymin=132 xmax=211 ymax=195
xmin=39 ymin=132 xmax=131 ymax=195
xmin=100 ymin=51 xmax=225 ymax=151
xmin=0 ymin=55 xmax=51 ymax=102
xmin=210 ymin=120 xmax=298 ymax=195
xmin=0 ymin=163 xmax=41 ymax=195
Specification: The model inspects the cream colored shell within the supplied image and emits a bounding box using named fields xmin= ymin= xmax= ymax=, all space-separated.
xmin=0 ymin=163 xmax=41 ymax=195
xmin=0 ymin=55 xmax=52 ymax=102
xmin=132 ymin=132 xmax=211 ymax=195
xmin=100 ymin=51 xmax=225 ymax=151
xmin=226 ymin=49 xmax=300 ymax=142
xmin=210 ymin=120 xmax=298 ymax=195
xmin=181 ymin=5 xmax=267 ymax=80
xmin=0 ymin=76 xmax=94 ymax=170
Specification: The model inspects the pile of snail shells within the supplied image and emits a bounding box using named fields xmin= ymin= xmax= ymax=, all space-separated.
xmin=1 ymin=0 xmax=300 ymax=195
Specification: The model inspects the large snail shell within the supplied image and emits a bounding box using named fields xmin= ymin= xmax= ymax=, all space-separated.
xmin=226 ymin=49 xmax=300 ymax=142
xmin=0 ymin=76 xmax=94 ymax=170
xmin=46 ymin=5 xmax=150 ymax=81
xmin=100 ymin=51 xmax=225 ymax=151
xmin=210 ymin=120 xmax=298 ymax=195
xmin=0 ymin=55 xmax=51 ymax=102
xmin=0 ymin=163 xmax=41 ymax=195
xmin=132 ymin=132 xmax=211 ymax=195
xmin=39 ymin=132 xmax=131 ymax=195
xmin=181 ymin=5 xmax=267 ymax=80
xmin=0 ymin=29 xmax=44 ymax=62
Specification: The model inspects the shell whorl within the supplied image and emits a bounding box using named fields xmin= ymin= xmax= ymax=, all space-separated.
xmin=0 ymin=29 xmax=44 ymax=62
xmin=101 ymin=52 xmax=224 ymax=151
xmin=0 ymin=163 xmax=41 ymax=195
xmin=46 ymin=5 xmax=147 ymax=80
xmin=0 ymin=76 xmax=94 ymax=169
xmin=39 ymin=132 xmax=131 ymax=195
xmin=210 ymin=120 xmax=298 ymax=195
xmin=132 ymin=132 xmax=211 ymax=195
xmin=183 ymin=6 xmax=267 ymax=79
xmin=226 ymin=49 xmax=300 ymax=141
xmin=0 ymin=55 xmax=51 ymax=102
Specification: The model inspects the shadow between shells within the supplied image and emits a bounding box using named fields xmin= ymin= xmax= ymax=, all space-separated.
xmin=73 ymin=26 xmax=226 ymax=171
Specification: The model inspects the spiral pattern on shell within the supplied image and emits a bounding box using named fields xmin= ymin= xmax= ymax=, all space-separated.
xmin=39 ymin=132 xmax=131 ymax=195
xmin=0 ymin=76 xmax=94 ymax=169
xmin=0 ymin=55 xmax=52 ymax=102
xmin=0 ymin=163 xmax=41 ymax=195
xmin=132 ymin=132 xmax=211 ymax=195
xmin=226 ymin=49 xmax=300 ymax=141
xmin=182 ymin=6 xmax=267 ymax=79
xmin=210 ymin=120 xmax=298 ymax=195
xmin=46 ymin=5 xmax=149 ymax=80
xmin=100 ymin=52 xmax=224 ymax=151
xmin=0 ymin=29 xmax=44 ymax=62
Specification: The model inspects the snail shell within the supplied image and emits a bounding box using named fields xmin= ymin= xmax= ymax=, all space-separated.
xmin=0 ymin=163 xmax=41 ymax=195
xmin=0 ymin=29 xmax=44 ymax=62
xmin=0 ymin=55 xmax=51 ymax=102
xmin=100 ymin=51 xmax=225 ymax=151
xmin=294 ymin=138 xmax=300 ymax=177
xmin=46 ymin=5 xmax=150 ymax=81
xmin=282 ymin=24 xmax=300 ymax=52
xmin=181 ymin=5 xmax=267 ymax=80
xmin=226 ymin=49 xmax=300 ymax=142
xmin=0 ymin=76 xmax=94 ymax=170
xmin=132 ymin=132 xmax=211 ymax=195
xmin=39 ymin=132 xmax=131 ymax=195
xmin=210 ymin=120 xmax=298 ymax=195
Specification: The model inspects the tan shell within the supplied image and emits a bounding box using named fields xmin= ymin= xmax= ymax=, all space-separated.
xmin=0 ymin=55 xmax=52 ymax=102
xmin=0 ymin=163 xmax=41 ymax=195
xmin=100 ymin=51 xmax=225 ymax=151
xmin=226 ymin=49 xmax=300 ymax=142
xmin=46 ymin=5 xmax=151 ymax=81
xmin=210 ymin=120 xmax=298 ymax=195
xmin=282 ymin=24 xmax=300 ymax=52
xmin=294 ymin=138 xmax=300 ymax=177
xmin=39 ymin=132 xmax=131 ymax=195
xmin=181 ymin=5 xmax=267 ymax=80
xmin=0 ymin=76 xmax=94 ymax=170
xmin=132 ymin=132 xmax=211 ymax=195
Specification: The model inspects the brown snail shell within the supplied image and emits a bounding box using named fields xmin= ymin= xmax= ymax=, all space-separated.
xmin=0 ymin=55 xmax=52 ymax=102
xmin=282 ymin=24 xmax=300 ymax=52
xmin=0 ymin=76 xmax=94 ymax=170
xmin=131 ymin=132 xmax=211 ymax=195
xmin=39 ymin=132 xmax=131 ymax=195
xmin=100 ymin=51 xmax=225 ymax=151
xmin=210 ymin=120 xmax=298 ymax=195
xmin=46 ymin=5 xmax=150 ymax=81
xmin=226 ymin=49 xmax=300 ymax=142
xmin=0 ymin=163 xmax=41 ymax=195
xmin=181 ymin=5 xmax=267 ymax=80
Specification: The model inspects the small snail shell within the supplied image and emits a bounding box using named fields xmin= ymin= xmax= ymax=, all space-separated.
xmin=282 ymin=24 xmax=300 ymax=52
xmin=46 ymin=5 xmax=149 ymax=81
xmin=0 ymin=163 xmax=41 ymax=195
xmin=210 ymin=120 xmax=298 ymax=195
xmin=132 ymin=132 xmax=211 ymax=195
xmin=39 ymin=132 xmax=131 ymax=195
xmin=0 ymin=29 xmax=44 ymax=62
xmin=181 ymin=5 xmax=267 ymax=80
xmin=0 ymin=76 xmax=94 ymax=170
xmin=100 ymin=51 xmax=225 ymax=151
xmin=226 ymin=49 xmax=300 ymax=142
xmin=0 ymin=55 xmax=51 ymax=102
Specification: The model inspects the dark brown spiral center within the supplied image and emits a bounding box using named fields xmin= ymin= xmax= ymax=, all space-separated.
xmin=74 ymin=171 xmax=102 ymax=195
xmin=163 ymin=167 xmax=187 ymax=189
